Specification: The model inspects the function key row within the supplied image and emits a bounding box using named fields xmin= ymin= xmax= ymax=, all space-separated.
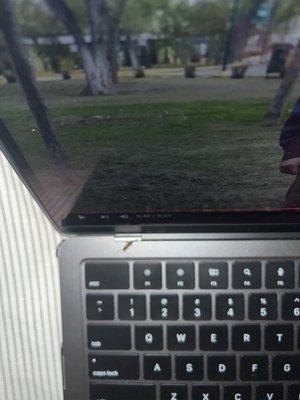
xmin=91 ymin=383 xmax=300 ymax=400
xmin=89 ymin=353 xmax=300 ymax=382
xmin=86 ymin=293 xmax=300 ymax=321
xmin=85 ymin=260 xmax=299 ymax=290
xmin=88 ymin=324 xmax=300 ymax=352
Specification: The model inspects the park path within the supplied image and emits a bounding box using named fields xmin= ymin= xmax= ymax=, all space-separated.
xmin=35 ymin=63 xmax=268 ymax=83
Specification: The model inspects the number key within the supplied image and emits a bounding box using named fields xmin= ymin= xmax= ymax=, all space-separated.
xmin=282 ymin=293 xmax=300 ymax=320
xmin=118 ymin=295 xmax=146 ymax=320
xmin=216 ymin=295 xmax=244 ymax=320
xmin=151 ymin=295 xmax=179 ymax=320
xmin=183 ymin=295 xmax=212 ymax=321
xmin=249 ymin=294 xmax=278 ymax=320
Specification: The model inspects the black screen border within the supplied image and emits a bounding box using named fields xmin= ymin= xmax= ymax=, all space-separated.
xmin=3 ymin=130 xmax=300 ymax=237
xmin=62 ymin=209 xmax=300 ymax=236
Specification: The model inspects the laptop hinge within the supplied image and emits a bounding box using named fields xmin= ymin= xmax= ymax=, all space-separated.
xmin=114 ymin=233 xmax=143 ymax=242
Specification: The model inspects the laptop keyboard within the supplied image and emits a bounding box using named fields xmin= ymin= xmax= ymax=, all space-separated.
xmin=85 ymin=260 xmax=300 ymax=400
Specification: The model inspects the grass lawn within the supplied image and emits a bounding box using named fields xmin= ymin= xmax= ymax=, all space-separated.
xmin=0 ymin=76 xmax=298 ymax=211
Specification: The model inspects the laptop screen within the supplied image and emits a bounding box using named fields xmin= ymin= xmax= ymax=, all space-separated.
xmin=1 ymin=0 xmax=300 ymax=230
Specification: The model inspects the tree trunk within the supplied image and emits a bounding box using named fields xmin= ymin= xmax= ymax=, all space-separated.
xmin=263 ymin=40 xmax=300 ymax=126
xmin=89 ymin=0 xmax=112 ymax=91
xmin=107 ymin=0 xmax=128 ymax=83
xmin=81 ymin=43 xmax=110 ymax=95
xmin=107 ymin=26 xmax=120 ymax=84
xmin=0 ymin=0 xmax=68 ymax=164
xmin=127 ymin=33 xmax=145 ymax=78
xmin=229 ymin=0 xmax=266 ymax=63
xmin=88 ymin=0 xmax=127 ymax=86
xmin=46 ymin=0 xmax=109 ymax=95
xmin=259 ymin=0 xmax=280 ymax=56
xmin=230 ymin=18 xmax=252 ymax=62
xmin=94 ymin=44 xmax=112 ymax=91
xmin=128 ymin=35 xmax=139 ymax=70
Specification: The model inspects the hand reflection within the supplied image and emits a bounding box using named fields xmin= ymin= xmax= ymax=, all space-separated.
xmin=280 ymin=158 xmax=300 ymax=175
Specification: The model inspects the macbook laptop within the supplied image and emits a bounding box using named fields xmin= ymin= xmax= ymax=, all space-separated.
xmin=1 ymin=0 xmax=300 ymax=399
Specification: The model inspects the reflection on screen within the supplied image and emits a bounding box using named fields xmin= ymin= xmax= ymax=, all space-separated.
xmin=1 ymin=0 xmax=300 ymax=227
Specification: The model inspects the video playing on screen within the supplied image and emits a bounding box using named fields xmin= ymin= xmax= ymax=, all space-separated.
xmin=1 ymin=0 xmax=300 ymax=226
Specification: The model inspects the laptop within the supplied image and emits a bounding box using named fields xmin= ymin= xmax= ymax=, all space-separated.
xmin=1 ymin=1 xmax=300 ymax=399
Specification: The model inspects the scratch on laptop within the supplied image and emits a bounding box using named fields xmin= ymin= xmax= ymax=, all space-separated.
xmin=123 ymin=241 xmax=135 ymax=251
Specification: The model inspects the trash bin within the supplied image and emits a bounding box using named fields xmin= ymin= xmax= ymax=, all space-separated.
xmin=266 ymin=43 xmax=293 ymax=78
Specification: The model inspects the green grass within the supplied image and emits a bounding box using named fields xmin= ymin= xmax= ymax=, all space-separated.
xmin=0 ymin=77 xmax=297 ymax=211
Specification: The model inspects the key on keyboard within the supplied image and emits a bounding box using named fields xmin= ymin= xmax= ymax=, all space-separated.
xmin=86 ymin=262 xmax=129 ymax=289
xmin=90 ymin=384 xmax=156 ymax=400
xmin=88 ymin=325 xmax=131 ymax=350
xmin=84 ymin=259 xmax=300 ymax=400
xmin=89 ymin=355 xmax=139 ymax=380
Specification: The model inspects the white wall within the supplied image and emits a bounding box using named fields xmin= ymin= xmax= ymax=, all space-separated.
xmin=272 ymin=16 xmax=300 ymax=46
xmin=0 ymin=150 xmax=63 ymax=400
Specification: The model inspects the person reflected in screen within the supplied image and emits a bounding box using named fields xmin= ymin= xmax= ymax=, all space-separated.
xmin=280 ymin=98 xmax=300 ymax=207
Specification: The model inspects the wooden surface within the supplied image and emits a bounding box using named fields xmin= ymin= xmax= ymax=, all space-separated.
xmin=0 ymin=150 xmax=63 ymax=400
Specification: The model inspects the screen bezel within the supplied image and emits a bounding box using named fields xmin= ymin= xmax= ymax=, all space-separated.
xmin=2 ymin=133 xmax=300 ymax=238
xmin=63 ymin=209 xmax=300 ymax=236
